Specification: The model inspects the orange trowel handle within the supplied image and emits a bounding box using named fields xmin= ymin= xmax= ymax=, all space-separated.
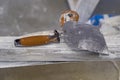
xmin=14 ymin=30 xmax=60 ymax=47
xmin=20 ymin=35 xmax=54 ymax=46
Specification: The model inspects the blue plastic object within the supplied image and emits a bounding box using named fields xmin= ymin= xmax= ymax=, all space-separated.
xmin=89 ymin=14 xmax=116 ymax=26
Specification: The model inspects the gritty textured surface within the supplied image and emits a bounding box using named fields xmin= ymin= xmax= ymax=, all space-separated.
xmin=0 ymin=0 xmax=69 ymax=36
xmin=92 ymin=0 xmax=120 ymax=15
xmin=0 ymin=62 xmax=118 ymax=80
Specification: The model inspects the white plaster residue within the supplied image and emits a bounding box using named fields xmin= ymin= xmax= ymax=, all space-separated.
xmin=19 ymin=14 xmax=24 ymax=18
xmin=78 ymin=31 xmax=81 ymax=34
xmin=43 ymin=7 xmax=47 ymax=13
xmin=100 ymin=53 xmax=117 ymax=59
xmin=0 ymin=7 xmax=4 ymax=15
xmin=100 ymin=16 xmax=120 ymax=36
xmin=33 ymin=5 xmax=40 ymax=10
xmin=16 ymin=24 xmax=21 ymax=32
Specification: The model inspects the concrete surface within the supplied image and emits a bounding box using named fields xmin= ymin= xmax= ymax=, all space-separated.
xmin=0 ymin=34 xmax=120 ymax=61
xmin=0 ymin=0 xmax=69 ymax=36
xmin=0 ymin=62 xmax=119 ymax=80
xmin=92 ymin=0 xmax=120 ymax=15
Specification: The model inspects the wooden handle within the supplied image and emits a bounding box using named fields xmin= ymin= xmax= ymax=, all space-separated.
xmin=14 ymin=30 xmax=60 ymax=47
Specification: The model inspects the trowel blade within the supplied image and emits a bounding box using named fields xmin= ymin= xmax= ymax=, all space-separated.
xmin=62 ymin=21 xmax=108 ymax=54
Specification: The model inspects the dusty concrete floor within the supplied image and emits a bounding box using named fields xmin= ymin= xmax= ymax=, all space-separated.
xmin=0 ymin=62 xmax=119 ymax=80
